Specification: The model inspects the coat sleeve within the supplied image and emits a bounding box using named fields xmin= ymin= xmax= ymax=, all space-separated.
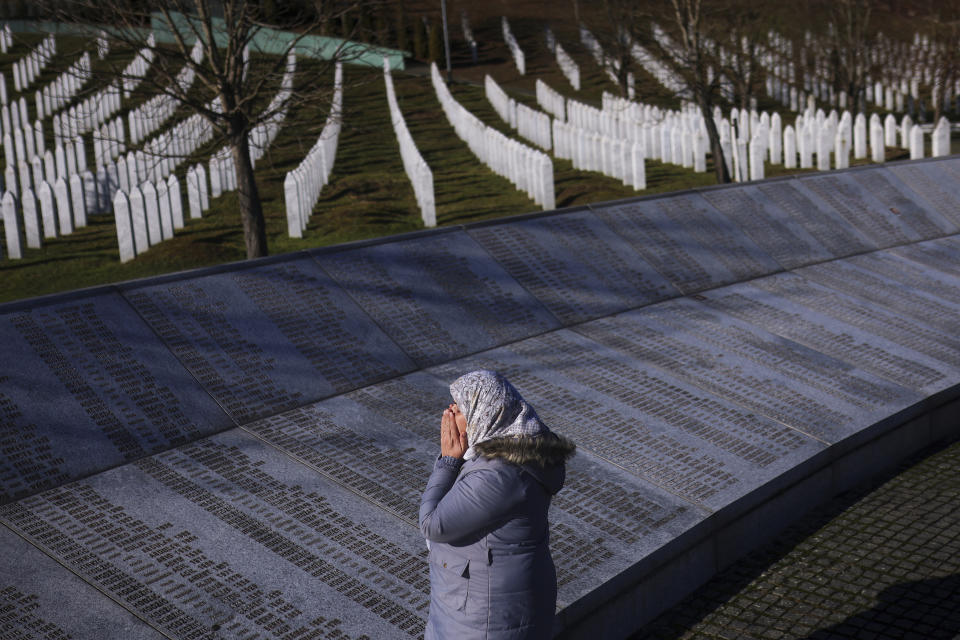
xmin=419 ymin=456 xmax=524 ymax=543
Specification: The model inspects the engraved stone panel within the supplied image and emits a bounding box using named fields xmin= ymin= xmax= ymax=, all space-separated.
xmin=738 ymin=269 xmax=960 ymax=373
xmin=884 ymin=163 xmax=960 ymax=228
xmin=699 ymin=183 xmax=833 ymax=269
xmin=466 ymin=209 xmax=679 ymax=324
xmin=123 ymin=257 xmax=417 ymax=423
xmin=796 ymin=259 xmax=960 ymax=338
xmin=0 ymin=293 xmax=233 ymax=503
xmin=890 ymin=236 xmax=960 ymax=279
xmin=315 ymin=232 xmax=560 ymax=367
xmin=843 ymin=249 xmax=960 ymax=308
xmin=0 ymin=526 xmax=165 ymax=639
xmin=752 ymin=181 xmax=875 ymax=258
xmin=591 ymin=192 xmax=780 ymax=294
xmin=845 ymin=167 xmax=957 ymax=237
xmin=796 ymin=173 xmax=922 ymax=247
xmin=246 ymin=371 xmax=704 ymax=607
xmin=426 ymin=334 xmax=824 ymax=510
xmin=0 ymin=429 xmax=433 ymax=639
xmin=697 ymin=274 xmax=955 ymax=394
xmin=572 ymin=299 xmax=920 ymax=443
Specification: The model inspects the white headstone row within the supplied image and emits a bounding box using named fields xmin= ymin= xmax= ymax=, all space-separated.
xmin=121 ymin=38 xmax=156 ymax=99
xmin=96 ymin=29 xmax=110 ymax=60
xmin=484 ymin=75 xmax=551 ymax=151
xmin=36 ymin=52 xmax=92 ymax=120
xmin=553 ymin=120 xmax=647 ymax=190
xmin=0 ymin=24 xmax=12 ymax=54
xmin=283 ymin=63 xmax=343 ymax=237
xmin=111 ymin=173 xmax=185 ymax=262
xmin=501 ymin=17 xmax=526 ymax=76
xmin=535 ymin=79 xmax=565 ymax=122
xmin=632 ymin=26 xmax=686 ymax=96
xmin=555 ymin=42 xmax=580 ymax=92
xmin=247 ymin=51 xmax=295 ymax=168
xmin=431 ymin=63 xmax=554 ymax=210
xmin=11 ymin=34 xmax=55 ymax=94
xmin=127 ymin=40 xmax=203 ymax=145
xmin=580 ymin=24 xmax=634 ymax=98
xmin=381 ymin=58 xmax=435 ymax=229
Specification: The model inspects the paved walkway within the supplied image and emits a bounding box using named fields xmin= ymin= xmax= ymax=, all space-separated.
xmin=631 ymin=436 xmax=960 ymax=640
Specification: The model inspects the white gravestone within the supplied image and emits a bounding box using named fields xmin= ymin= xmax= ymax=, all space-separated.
xmin=141 ymin=181 xmax=163 ymax=244
xmin=2 ymin=133 xmax=13 ymax=168
xmin=853 ymin=113 xmax=867 ymax=158
xmin=157 ymin=180 xmax=173 ymax=238
xmin=17 ymin=162 xmax=30 ymax=202
xmin=54 ymin=177 xmax=73 ymax=234
xmin=54 ymin=145 xmax=67 ymax=181
xmin=284 ymin=172 xmax=301 ymax=238
xmin=82 ymin=170 xmax=98 ymax=216
xmin=112 ymin=190 xmax=136 ymax=263
xmin=38 ymin=181 xmax=63 ymax=237
xmin=126 ymin=151 xmax=138 ymax=190
xmin=13 ymin=127 xmax=26 ymax=165
xmin=30 ymin=156 xmax=43 ymax=194
xmin=33 ymin=121 xmax=44 ymax=157
xmin=870 ymin=121 xmax=885 ymax=163
xmin=3 ymin=166 xmax=15 ymax=199
xmin=117 ymin=155 xmax=130 ymax=193
xmin=167 ymin=174 xmax=184 ymax=229
xmin=43 ymin=151 xmax=56 ymax=185
xmin=932 ymin=118 xmax=950 ymax=157
xmin=209 ymin=157 xmax=222 ymax=198
xmin=197 ymin=163 xmax=209 ymax=210
xmin=909 ymin=125 xmax=924 ymax=160
xmin=128 ymin=186 xmax=149 ymax=254
xmin=186 ymin=167 xmax=202 ymax=219
xmin=783 ymin=125 xmax=797 ymax=169
xmin=70 ymin=173 xmax=86 ymax=228
xmin=2 ymin=191 xmax=22 ymax=259
xmin=65 ymin=141 xmax=78 ymax=177
xmin=21 ymin=187 xmax=41 ymax=248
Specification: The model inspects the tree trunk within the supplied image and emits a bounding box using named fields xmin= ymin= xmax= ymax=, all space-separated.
xmin=231 ymin=136 xmax=268 ymax=258
xmin=699 ymin=98 xmax=731 ymax=183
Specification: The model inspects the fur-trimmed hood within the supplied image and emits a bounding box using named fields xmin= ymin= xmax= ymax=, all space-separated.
xmin=474 ymin=433 xmax=576 ymax=495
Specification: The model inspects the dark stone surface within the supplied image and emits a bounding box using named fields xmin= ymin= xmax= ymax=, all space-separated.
xmin=891 ymin=235 xmax=960 ymax=279
xmin=590 ymin=192 xmax=780 ymax=294
xmin=466 ymin=209 xmax=679 ymax=324
xmin=0 ymin=525 xmax=165 ymax=639
xmin=883 ymin=163 xmax=960 ymax=228
xmin=698 ymin=183 xmax=834 ymax=270
xmin=0 ymin=292 xmax=233 ymax=503
xmin=427 ymin=334 xmax=825 ymax=511
xmin=122 ymin=256 xmax=417 ymax=423
xmin=844 ymin=167 xmax=958 ymax=238
xmin=697 ymin=274 xmax=957 ymax=395
xmin=797 ymin=254 xmax=960 ymax=336
xmin=750 ymin=179 xmax=876 ymax=258
xmin=315 ymin=231 xmax=561 ymax=366
xmin=572 ymin=298 xmax=920 ymax=443
xmin=0 ymin=428 xmax=433 ymax=639
xmin=795 ymin=173 xmax=922 ymax=247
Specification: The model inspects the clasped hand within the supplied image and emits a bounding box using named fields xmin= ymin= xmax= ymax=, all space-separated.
xmin=441 ymin=403 xmax=469 ymax=459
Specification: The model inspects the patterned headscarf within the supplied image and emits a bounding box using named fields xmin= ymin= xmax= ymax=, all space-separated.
xmin=449 ymin=370 xmax=549 ymax=460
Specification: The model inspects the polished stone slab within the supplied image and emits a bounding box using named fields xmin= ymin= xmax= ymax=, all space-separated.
xmin=466 ymin=209 xmax=679 ymax=324
xmin=698 ymin=183 xmax=834 ymax=270
xmin=590 ymin=192 xmax=780 ymax=294
xmin=890 ymin=235 xmax=960 ymax=279
xmin=246 ymin=370 xmax=705 ymax=608
xmin=0 ymin=428 xmax=433 ymax=639
xmin=0 ymin=292 xmax=233 ymax=503
xmin=843 ymin=248 xmax=960 ymax=309
xmin=843 ymin=167 xmax=958 ymax=238
xmin=883 ymin=163 xmax=960 ymax=228
xmin=122 ymin=257 xmax=417 ymax=423
xmin=0 ymin=525 xmax=165 ymax=639
xmin=426 ymin=335 xmax=825 ymax=511
xmin=795 ymin=173 xmax=923 ymax=248
xmin=751 ymin=179 xmax=877 ymax=258
xmin=697 ymin=273 xmax=956 ymax=395
xmin=740 ymin=269 xmax=960 ymax=373
xmin=314 ymin=231 xmax=560 ymax=366
xmin=572 ymin=299 xmax=920 ymax=443
xmin=796 ymin=258 xmax=960 ymax=337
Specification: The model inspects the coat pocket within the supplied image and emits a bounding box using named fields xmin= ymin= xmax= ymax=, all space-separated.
xmin=430 ymin=549 xmax=471 ymax=612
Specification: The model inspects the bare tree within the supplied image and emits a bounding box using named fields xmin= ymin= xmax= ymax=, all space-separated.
xmin=42 ymin=0 xmax=368 ymax=258
xmin=824 ymin=0 xmax=873 ymax=113
xmin=923 ymin=0 xmax=960 ymax=122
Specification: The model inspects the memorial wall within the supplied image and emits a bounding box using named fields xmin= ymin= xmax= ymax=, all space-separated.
xmin=2 ymin=158 xmax=960 ymax=639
